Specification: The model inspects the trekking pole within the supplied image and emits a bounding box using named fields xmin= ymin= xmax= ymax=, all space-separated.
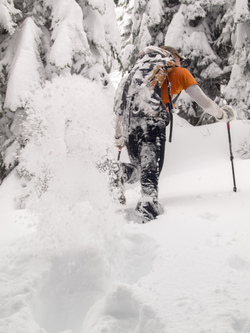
xmin=227 ymin=121 xmax=237 ymax=192
xmin=117 ymin=146 xmax=122 ymax=161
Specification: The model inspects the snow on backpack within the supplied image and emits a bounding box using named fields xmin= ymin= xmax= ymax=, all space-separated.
xmin=114 ymin=46 xmax=177 ymax=118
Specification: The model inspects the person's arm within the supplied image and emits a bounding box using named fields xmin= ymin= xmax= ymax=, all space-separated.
xmin=186 ymin=84 xmax=222 ymax=118
xmin=186 ymin=85 xmax=235 ymax=121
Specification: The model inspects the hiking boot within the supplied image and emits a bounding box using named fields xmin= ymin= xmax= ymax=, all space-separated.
xmin=135 ymin=197 xmax=163 ymax=222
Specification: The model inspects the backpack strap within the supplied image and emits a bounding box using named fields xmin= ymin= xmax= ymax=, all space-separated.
xmin=165 ymin=70 xmax=174 ymax=142
xmin=171 ymin=93 xmax=181 ymax=106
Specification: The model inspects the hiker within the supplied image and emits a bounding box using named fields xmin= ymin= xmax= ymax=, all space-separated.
xmin=114 ymin=45 xmax=235 ymax=221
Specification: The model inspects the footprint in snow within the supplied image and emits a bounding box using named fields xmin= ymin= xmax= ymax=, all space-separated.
xmin=80 ymin=282 xmax=166 ymax=333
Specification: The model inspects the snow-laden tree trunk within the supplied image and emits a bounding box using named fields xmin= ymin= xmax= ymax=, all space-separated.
xmin=0 ymin=0 xmax=121 ymax=182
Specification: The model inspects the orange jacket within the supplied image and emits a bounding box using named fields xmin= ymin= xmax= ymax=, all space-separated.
xmin=161 ymin=67 xmax=198 ymax=105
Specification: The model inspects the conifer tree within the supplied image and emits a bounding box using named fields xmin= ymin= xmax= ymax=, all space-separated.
xmin=116 ymin=0 xmax=180 ymax=71
xmin=166 ymin=0 xmax=250 ymax=124
xmin=223 ymin=0 xmax=250 ymax=119
xmin=0 ymin=0 xmax=121 ymax=182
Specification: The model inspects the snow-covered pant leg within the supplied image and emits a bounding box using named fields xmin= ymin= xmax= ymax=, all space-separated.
xmin=135 ymin=118 xmax=166 ymax=220
xmin=123 ymin=117 xmax=166 ymax=219
xmin=139 ymin=117 xmax=166 ymax=198
xmin=121 ymin=162 xmax=140 ymax=184
xmin=140 ymin=141 xmax=158 ymax=197
xmin=122 ymin=125 xmax=142 ymax=184
xmin=123 ymin=117 xmax=166 ymax=189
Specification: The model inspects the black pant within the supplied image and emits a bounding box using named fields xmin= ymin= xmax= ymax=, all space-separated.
xmin=122 ymin=117 xmax=166 ymax=199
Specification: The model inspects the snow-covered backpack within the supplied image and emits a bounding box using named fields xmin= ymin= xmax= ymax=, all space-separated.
xmin=114 ymin=46 xmax=177 ymax=118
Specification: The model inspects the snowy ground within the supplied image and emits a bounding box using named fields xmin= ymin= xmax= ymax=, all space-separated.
xmin=0 ymin=75 xmax=250 ymax=333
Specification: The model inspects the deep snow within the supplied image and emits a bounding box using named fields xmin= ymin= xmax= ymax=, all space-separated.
xmin=0 ymin=74 xmax=250 ymax=333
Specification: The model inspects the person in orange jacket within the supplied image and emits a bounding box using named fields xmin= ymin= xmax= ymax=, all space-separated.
xmin=114 ymin=45 xmax=235 ymax=221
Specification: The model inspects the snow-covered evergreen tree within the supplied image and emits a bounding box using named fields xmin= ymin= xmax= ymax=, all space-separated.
xmin=166 ymin=0 xmax=250 ymax=124
xmin=115 ymin=0 xmax=133 ymax=70
xmin=116 ymin=0 xmax=180 ymax=71
xmin=223 ymin=0 xmax=250 ymax=119
xmin=0 ymin=0 xmax=121 ymax=182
